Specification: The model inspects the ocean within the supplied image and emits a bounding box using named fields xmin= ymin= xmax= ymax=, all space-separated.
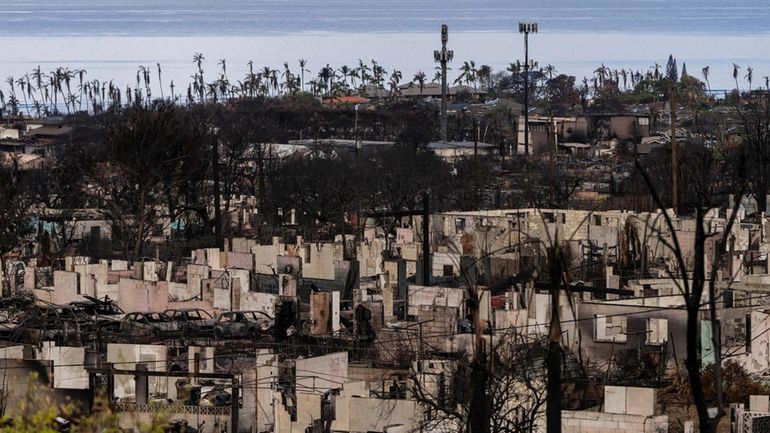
xmin=1 ymin=0 xmax=769 ymax=99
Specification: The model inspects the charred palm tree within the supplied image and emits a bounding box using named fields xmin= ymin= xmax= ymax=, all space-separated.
xmin=5 ymin=76 xmax=17 ymax=115
xmin=745 ymin=66 xmax=753 ymax=95
xmin=357 ymin=59 xmax=370 ymax=93
xmin=701 ymin=66 xmax=711 ymax=93
xmin=283 ymin=62 xmax=297 ymax=94
xmin=157 ymin=63 xmax=164 ymax=100
xmin=193 ymin=53 xmax=205 ymax=102
xmin=15 ymin=77 xmax=30 ymax=116
xmin=298 ymin=58 xmax=308 ymax=92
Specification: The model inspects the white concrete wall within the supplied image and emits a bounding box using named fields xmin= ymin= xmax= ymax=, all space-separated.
xmin=737 ymin=310 xmax=770 ymax=373
xmin=346 ymin=398 xmax=419 ymax=433
xmin=563 ymin=410 xmax=668 ymax=433
xmin=603 ymin=386 xmax=656 ymax=416
xmin=106 ymin=343 xmax=168 ymax=399
xmin=38 ymin=342 xmax=89 ymax=389
xmin=240 ymin=291 xmax=278 ymax=317
xmin=252 ymin=350 xmax=278 ymax=433
xmin=358 ymin=238 xmax=386 ymax=277
xmin=295 ymin=352 xmax=348 ymax=394
xmin=300 ymin=242 xmax=340 ymax=280
xmin=408 ymin=285 xmax=465 ymax=316
xmin=252 ymin=242 xmax=281 ymax=275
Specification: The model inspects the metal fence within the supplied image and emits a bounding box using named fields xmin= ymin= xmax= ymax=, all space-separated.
xmin=113 ymin=402 xmax=231 ymax=416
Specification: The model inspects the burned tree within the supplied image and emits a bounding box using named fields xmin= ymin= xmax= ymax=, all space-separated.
xmin=635 ymin=130 xmax=746 ymax=432
xmin=410 ymin=330 xmax=548 ymax=433
xmin=0 ymin=162 xmax=34 ymax=295
xmin=96 ymin=104 xmax=206 ymax=260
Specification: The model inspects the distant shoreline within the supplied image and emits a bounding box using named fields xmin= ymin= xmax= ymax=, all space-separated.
xmin=1 ymin=31 xmax=768 ymax=92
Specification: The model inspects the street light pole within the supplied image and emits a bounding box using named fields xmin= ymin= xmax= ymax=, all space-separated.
xmin=519 ymin=21 xmax=538 ymax=155
xmin=434 ymin=24 xmax=454 ymax=143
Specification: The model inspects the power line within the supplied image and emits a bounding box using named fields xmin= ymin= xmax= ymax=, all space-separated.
xmin=2 ymin=291 xmax=769 ymax=370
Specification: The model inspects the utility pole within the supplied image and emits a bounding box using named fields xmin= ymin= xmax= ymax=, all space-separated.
xmin=212 ymin=130 xmax=223 ymax=250
xmin=422 ymin=194 xmax=431 ymax=286
xmin=231 ymin=377 xmax=240 ymax=433
xmin=434 ymin=24 xmax=454 ymax=143
xmin=354 ymin=103 xmax=361 ymax=157
xmin=670 ymin=86 xmax=678 ymax=212
xmin=519 ymin=22 xmax=538 ymax=155
xmin=468 ymin=254 xmax=489 ymax=433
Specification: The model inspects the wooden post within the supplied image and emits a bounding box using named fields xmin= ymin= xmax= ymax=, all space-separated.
xmin=231 ymin=377 xmax=239 ymax=433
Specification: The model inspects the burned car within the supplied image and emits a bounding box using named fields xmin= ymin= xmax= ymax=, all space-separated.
xmin=15 ymin=304 xmax=92 ymax=344
xmin=163 ymin=308 xmax=215 ymax=338
xmin=70 ymin=295 xmax=125 ymax=340
xmin=211 ymin=310 xmax=273 ymax=339
xmin=69 ymin=295 xmax=124 ymax=317
xmin=121 ymin=312 xmax=180 ymax=338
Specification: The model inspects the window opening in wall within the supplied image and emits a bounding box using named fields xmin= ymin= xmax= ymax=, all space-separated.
xmin=646 ymin=318 xmax=668 ymax=345
xmin=455 ymin=218 xmax=466 ymax=233
xmin=594 ymin=314 xmax=627 ymax=342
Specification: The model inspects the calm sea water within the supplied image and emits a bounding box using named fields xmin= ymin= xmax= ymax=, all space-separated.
xmin=4 ymin=0 xmax=770 ymax=36
xmin=1 ymin=0 xmax=769 ymax=96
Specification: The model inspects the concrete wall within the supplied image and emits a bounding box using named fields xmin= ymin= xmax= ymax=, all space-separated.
xmin=74 ymin=263 xmax=108 ymax=296
xmin=0 ymin=358 xmax=84 ymax=420
xmin=359 ymin=238 xmax=386 ymax=277
xmin=345 ymin=398 xmax=419 ymax=432
xmin=117 ymin=278 xmax=168 ymax=312
xmin=240 ymin=291 xmax=278 ymax=317
xmin=407 ymin=285 xmax=465 ymax=317
xmin=300 ymin=242 xmax=340 ymax=280
xmin=432 ymin=251 xmax=462 ymax=277
xmin=735 ymin=310 xmax=770 ymax=373
xmin=64 ymin=219 xmax=112 ymax=242
xmin=106 ymin=343 xmax=168 ymax=399
xmin=295 ymin=352 xmax=348 ymax=394
xmin=252 ymin=242 xmax=281 ymax=275
xmin=423 ymin=208 xmax=739 ymax=279
xmin=226 ymin=252 xmax=254 ymax=270
xmin=38 ymin=342 xmax=89 ymax=389
xmin=231 ymin=237 xmax=258 ymax=253
xmin=52 ymin=270 xmax=79 ymax=304
xmin=604 ymin=386 xmax=656 ymax=416
xmin=562 ymin=410 xmax=667 ymax=433
xmin=187 ymin=346 xmax=215 ymax=378
xmin=186 ymin=263 xmax=210 ymax=298
xmin=253 ymin=350 xmax=278 ymax=433
xmin=165 ymin=281 xmax=193 ymax=301
xmin=575 ymin=300 xmax=688 ymax=366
